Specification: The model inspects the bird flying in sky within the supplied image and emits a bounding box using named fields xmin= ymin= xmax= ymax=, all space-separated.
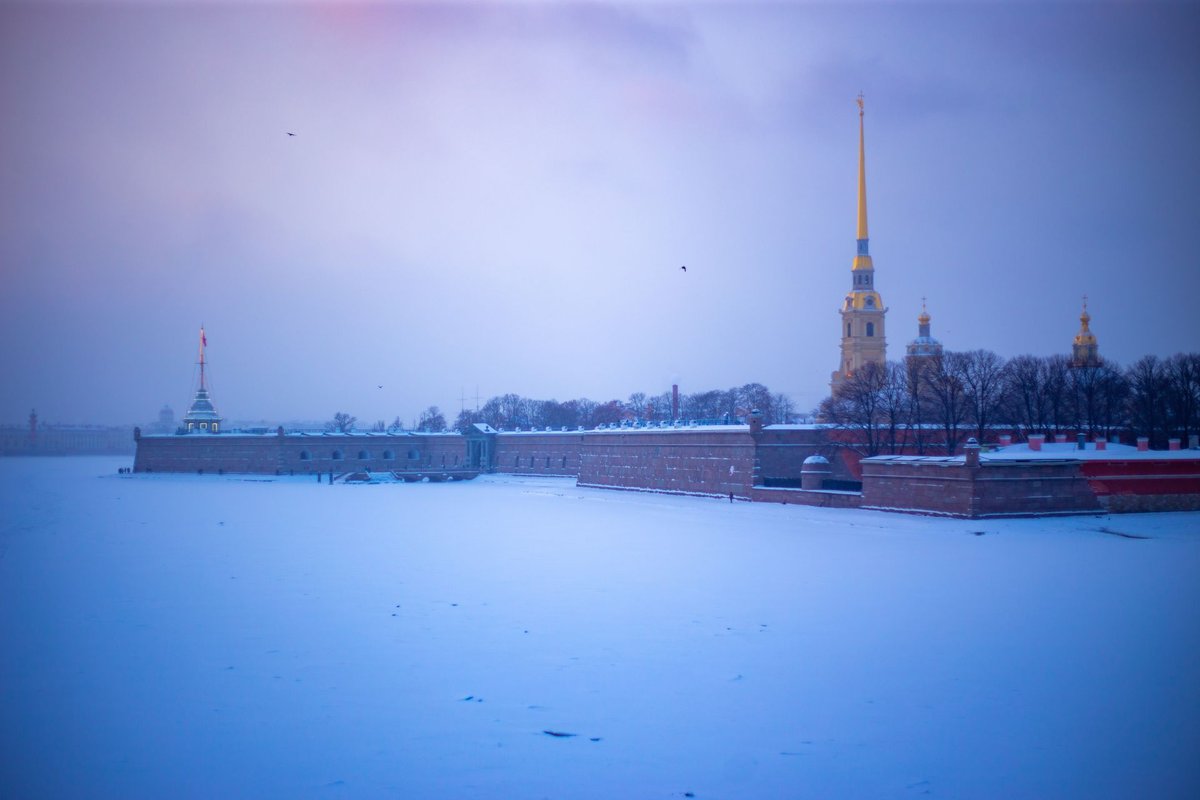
xmin=681 ymin=265 xmax=687 ymax=272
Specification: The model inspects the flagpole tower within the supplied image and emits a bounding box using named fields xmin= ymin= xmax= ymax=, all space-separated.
xmin=183 ymin=326 xmax=223 ymax=433
xmin=831 ymin=94 xmax=888 ymax=392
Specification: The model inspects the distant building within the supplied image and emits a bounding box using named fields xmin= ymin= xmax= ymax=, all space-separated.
xmin=832 ymin=95 xmax=887 ymax=391
xmin=145 ymin=404 xmax=176 ymax=435
xmin=1072 ymin=297 xmax=1100 ymax=367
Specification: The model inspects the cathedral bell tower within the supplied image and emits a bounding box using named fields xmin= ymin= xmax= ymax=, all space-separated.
xmin=831 ymin=94 xmax=887 ymax=392
xmin=1071 ymin=296 xmax=1100 ymax=367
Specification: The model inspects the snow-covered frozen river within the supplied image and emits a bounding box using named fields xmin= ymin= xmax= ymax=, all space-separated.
xmin=2 ymin=457 xmax=1198 ymax=799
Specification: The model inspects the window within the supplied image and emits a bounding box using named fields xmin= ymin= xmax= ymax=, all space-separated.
xmin=846 ymin=323 xmax=851 ymax=337
xmin=561 ymin=456 xmax=567 ymax=468
xmin=866 ymin=322 xmax=875 ymax=337
xmin=299 ymin=450 xmax=311 ymax=461
xmin=514 ymin=455 xmax=520 ymax=466
xmin=545 ymin=456 xmax=550 ymax=467
xmin=382 ymin=450 xmax=395 ymax=461
xmin=201 ymin=422 xmax=208 ymax=430
xmin=865 ymin=297 xmax=875 ymax=308
xmin=358 ymin=450 xmax=370 ymax=460
xmin=408 ymin=449 xmax=420 ymax=460
xmin=332 ymin=450 xmax=344 ymax=461
xmin=212 ymin=423 xmax=219 ymax=432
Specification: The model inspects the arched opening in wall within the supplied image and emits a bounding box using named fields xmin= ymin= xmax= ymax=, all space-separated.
xmin=514 ymin=455 xmax=520 ymax=466
xmin=332 ymin=450 xmax=344 ymax=461
xmin=545 ymin=456 xmax=550 ymax=467
xmin=299 ymin=450 xmax=311 ymax=461
xmin=561 ymin=455 xmax=567 ymax=468
xmin=382 ymin=450 xmax=395 ymax=461
xmin=441 ymin=454 xmax=446 ymax=467
xmin=454 ymin=454 xmax=459 ymax=465
xmin=866 ymin=322 xmax=875 ymax=337
xmin=846 ymin=323 xmax=851 ymax=337
xmin=529 ymin=456 xmax=535 ymax=467
xmin=408 ymin=449 xmax=420 ymax=460
xmin=358 ymin=450 xmax=370 ymax=460
xmin=212 ymin=423 xmax=219 ymax=432
xmin=865 ymin=297 xmax=875 ymax=308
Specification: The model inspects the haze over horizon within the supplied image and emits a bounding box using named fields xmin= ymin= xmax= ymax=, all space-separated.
xmin=2 ymin=1 xmax=1198 ymax=427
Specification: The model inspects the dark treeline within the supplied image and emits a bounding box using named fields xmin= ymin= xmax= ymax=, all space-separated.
xmin=820 ymin=351 xmax=1200 ymax=456
xmin=397 ymin=383 xmax=799 ymax=433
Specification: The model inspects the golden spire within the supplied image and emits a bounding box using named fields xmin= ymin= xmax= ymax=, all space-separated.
xmin=856 ymin=92 xmax=868 ymax=242
xmin=1074 ymin=295 xmax=1097 ymax=347
xmin=918 ymin=296 xmax=930 ymax=326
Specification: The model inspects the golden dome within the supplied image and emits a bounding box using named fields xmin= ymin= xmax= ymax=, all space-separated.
xmin=1074 ymin=297 xmax=1095 ymax=345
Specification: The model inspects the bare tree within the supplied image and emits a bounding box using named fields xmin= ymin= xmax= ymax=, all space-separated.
xmin=959 ymin=349 xmax=1008 ymax=444
xmin=417 ymin=406 xmax=447 ymax=432
xmin=1165 ymin=352 xmax=1200 ymax=443
xmin=1127 ymin=355 xmax=1170 ymax=447
xmin=453 ymin=409 xmax=481 ymax=433
xmin=905 ymin=355 xmax=936 ymax=453
xmin=1043 ymin=355 xmax=1074 ymax=434
xmin=326 ymin=412 xmax=356 ymax=433
xmin=820 ymin=361 xmax=888 ymax=456
xmin=1093 ymin=362 xmax=1129 ymax=440
xmin=924 ymin=352 xmax=970 ymax=454
xmin=772 ymin=392 xmax=796 ymax=425
xmin=1002 ymin=354 xmax=1050 ymax=439
xmin=683 ymin=390 xmax=725 ymax=420
xmin=627 ymin=392 xmax=648 ymax=420
xmin=877 ymin=362 xmax=912 ymax=454
xmin=738 ymin=383 xmax=775 ymax=422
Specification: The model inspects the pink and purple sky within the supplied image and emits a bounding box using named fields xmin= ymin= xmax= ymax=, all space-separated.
xmin=2 ymin=1 xmax=1197 ymax=426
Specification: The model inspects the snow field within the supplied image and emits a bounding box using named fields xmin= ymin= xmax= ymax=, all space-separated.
xmin=1 ymin=457 xmax=1198 ymax=799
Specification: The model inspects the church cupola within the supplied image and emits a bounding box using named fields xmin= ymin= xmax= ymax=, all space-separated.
xmin=831 ymin=94 xmax=888 ymax=392
xmin=1071 ymin=296 xmax=1100 ymax=367
xmin=906 ymin=298 xmax=943 ymax=360
xmin=182 ymin=326 xmax=223 ymax=433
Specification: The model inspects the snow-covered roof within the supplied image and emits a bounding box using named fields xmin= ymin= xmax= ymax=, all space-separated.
xmin=864 ymin=441 xmax=1200 ymax=465
xmin=986 ymin=442 xmax=1200 ymax=461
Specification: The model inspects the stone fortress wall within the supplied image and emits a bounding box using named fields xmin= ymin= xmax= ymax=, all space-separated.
xmin=132 ymin=425 xmax=1200 ymax=518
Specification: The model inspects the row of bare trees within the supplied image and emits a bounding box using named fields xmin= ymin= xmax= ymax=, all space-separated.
xmin=820 ymin=351 xmax=1200 ymax=456
xmin=434 ymin=383 xmax=799 ymax=433
xmin=329 ymin=383 xmax=798 ymax=435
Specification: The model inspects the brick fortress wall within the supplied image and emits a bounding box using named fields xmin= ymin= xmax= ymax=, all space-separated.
xmin=134 ymin=431 xmax=469 ymax=476
xmin=492 ymin=432 xmax=584 ymax=476
xmin=861 ymin=457 xmax=1105 ymax=517
xmin=131 ymin=427 xmax=1200 ymax=517
xmin=578 ymin=429 xmax=758 ymax=499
